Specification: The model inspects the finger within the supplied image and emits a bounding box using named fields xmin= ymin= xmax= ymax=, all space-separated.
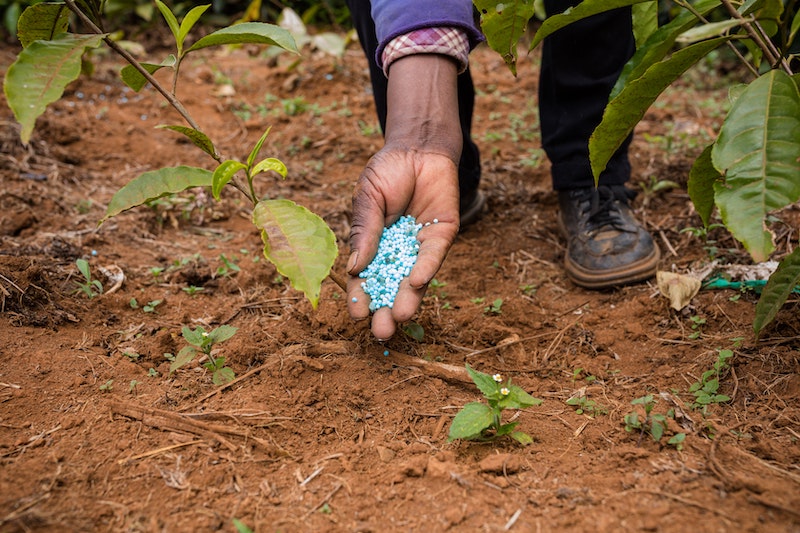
xmin=391 ymin=277 xmax=427 ymax=323
xmin=346 ymin=274 xmax=370 ymax=321
xmin=348 ymin=174 xmax=387 ymax=276
xmin=407 ymin=225 xmax=458 ymax=289
xmin=371 ymin=307 xmax=397 ymax=341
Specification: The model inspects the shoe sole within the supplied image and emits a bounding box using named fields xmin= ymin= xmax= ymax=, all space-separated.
xmin=459 ymin=190 xmax=486 ymax=230
xmin=558 ymin=212 xmax=660 ymax=289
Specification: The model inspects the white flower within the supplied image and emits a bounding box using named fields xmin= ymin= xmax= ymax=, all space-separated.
xmin=201 ymin=332 xmax=210 ymax=337
xmin=500 ymin=387 xmax=510 ymax=396
xmin=493 ymin=374 xmax=503 ymax=383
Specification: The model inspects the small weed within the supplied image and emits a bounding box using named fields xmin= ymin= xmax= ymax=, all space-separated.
xmin=74 ymin=258 xmax=103 ymax=299
xmin=624 ymin=394 xmax=667 ymax=443
xmin=148 ymin=368 xmax=159 ymax=377
xmin=129 ymin=380 xmax=140 ymax=393
xmin=449 ymin=365 xmax=542 ymax=445
xmin=122 ymin=350 xmax=140 ymax=361
xmin=470 ymin=297 xmax=485 ymax=305
xmin=232 ymin=518 xmax=253 ymax=533
xmin=99 ymin=379 xmax=114 ymax=392
xmin=688 ymin=315 xmax=706 ymax=339
xmin=565 ymin=394 xmax=607 ymax=417
xmin=520 ymin=284 xmax=537 ymax=296
xmin=130 ymin=298 xmax=162 ymax=313
xmin=215 ymin=253 xmax=241 ymax=278
xmin=484 ymin=298 xmax=503 ymax=315
xmin=170 ymin=325 xmax=238 ymax=385
xmin=689 ymin=348 xmax=733 ymax=414
xmin=402 ymin=322 xmax=425 ymax=342
xmin=357 ymin=120 xmax=379 ymax=137
xmin=182 ymin=285 xmax=204 ymax=296
xmin=149 ymin=266 xmax=165 ymax=281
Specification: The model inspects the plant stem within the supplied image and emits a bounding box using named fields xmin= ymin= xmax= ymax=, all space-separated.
xmin=719 ymin=0 xmax=793 ymax=74
xmin=64 ymin=0 xmax=204 ymax=133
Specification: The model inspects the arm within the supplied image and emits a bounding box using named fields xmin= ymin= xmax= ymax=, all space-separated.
xmin=346 ymin=53 xmax=462 ymax=340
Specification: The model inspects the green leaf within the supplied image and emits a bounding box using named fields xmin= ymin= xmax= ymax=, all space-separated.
xmin=120 ymin=55 xmax=176 ymax=92
xmin=76 ymin=258 xmax=91 ymax=280
xmin=252 ymin=199 xmax=337 ymax=308
xmin=510 ymin=431 xmax=533 ymax=445
xmin=754 ymin=247 xmax=800 ymax=336
xmin=650 ymin=420 xmax=664 ymax=441
xmin=465 ymin=364 xmax=500 ymax=398
xmin=711 ymin=70 xmax=800 ymax=262
xmin=631 ymin=1 xmax=658 ymax=49
xmin=448 ymin=402 xmax=494 ymax=441
xmin=212 ymin=160 xmax=247 ymax=201
xmin=687 ymin=144 xmax=721 ymax=227
xmin=157 ymin=123 xmax=216 ymax=158
xmin=247 ymin=127 xmax=272 ymax=167
xmin=16 ymin=3 xmax=70 ymax=47
xmin=213 ymin=367 xmax=236 ymax=385
xmin=3 ymin=33 xmax=105 ymax=144
xmin=252 ymin=157 xmax=288 ymax=179
xmin=612 ymin=0 xmax=720 ymax=100
xmin=676 ymin=20 xmax=743 ymax=44
xmin=590 ymin=37 xmax=728 ymax=181
xmin=102 ymin=166 xmax=214 ymax=222
xmin=170 ymin=345 xmax=198 ymax=372
xmin=790 ymin=7 xmax=800 ymax=44
xmin=209 ymin=325 xmax=238 ymax=344
xmin=402 ymin=322 xmax=425 ymax=341
xmin=474 ymin=0 xmax=536 ymax=75
xmin=186 ymin=22 xmax=298 ymax=54
xmin=530 ymin=0 xmax=650 ymax=50
xmin=181 ymin=326 xmax=205 ymax=347
xmin=178 ymin=4 xmax=211 ymax=54
xmin=496 ymin=421 xmax=519 ymax=436
xmin=668 ymin=433 xmax=686 ymax=445
xmin=155 ymin=0 xmax=181 ymax=47
xmin=504 ymin=385 xmax=542 ymax=409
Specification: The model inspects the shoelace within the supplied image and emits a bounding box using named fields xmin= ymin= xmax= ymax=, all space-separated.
xmin=575 ymin=185 xmax=636 ymax=232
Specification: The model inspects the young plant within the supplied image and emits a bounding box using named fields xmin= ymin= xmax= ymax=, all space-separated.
xmin=477 ymin=0 xmax=800 ymax=336
xmin=4 ymin=0 xmax=338 ymax=308
xmin=623 ymin=394 xmax=684 ymax=449
xmin=689 ymin=348 xmax=733 ymax=414
xmin=170 ymin=325 xmax=238 ymax=385
xmin=73 ymin=258 xmax=103 ymax=299
xmin=484 ymin=298 xmax=503 ymax=315
xmin=449 ymin=364 xmax=542 ymax=445
xmin=565 ymin=392 xmax=607 ymax=417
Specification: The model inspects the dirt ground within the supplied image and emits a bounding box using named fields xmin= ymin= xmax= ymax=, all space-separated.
xmin=1 ymin=28 xmax=799 ymax=533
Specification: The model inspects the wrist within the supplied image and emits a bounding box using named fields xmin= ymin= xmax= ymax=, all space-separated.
xmin=384 ymin=54 xmax=463 ymax=164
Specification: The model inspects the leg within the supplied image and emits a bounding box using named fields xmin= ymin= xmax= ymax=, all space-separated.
xmin=346 ymin=0 xmax=483 ymax=222
xmin=539 ymin=1 xmax=659 ymax=288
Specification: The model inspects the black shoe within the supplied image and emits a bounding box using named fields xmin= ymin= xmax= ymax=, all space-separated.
xmin=558 ymin=185 xmax=659 ymax=288
xmin=459 ymin=189 xmax=486 ymax=229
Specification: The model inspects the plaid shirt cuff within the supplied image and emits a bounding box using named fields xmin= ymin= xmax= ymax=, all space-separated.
xmin=381 ymin=27 xmax=470 ymax=77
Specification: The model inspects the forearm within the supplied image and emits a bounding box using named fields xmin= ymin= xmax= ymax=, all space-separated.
xmin=384 ymin=54 xmax=463 ymax=165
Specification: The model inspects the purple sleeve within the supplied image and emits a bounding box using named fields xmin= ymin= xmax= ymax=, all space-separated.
xmin=371 ymin=0 xmax=484 ymax=67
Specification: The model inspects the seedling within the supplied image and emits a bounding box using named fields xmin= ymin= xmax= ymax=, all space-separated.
xmin=449 ymin=364 xmax=542 ymax=445
xmin=689 ymin=348 xmax=733 ymax=414
xmin=149 ymin=266 xmax=165 ymax=281
xmin=484 ymin=298 xmax=503 ymax=315
xmin=565 ymin=393 xmax=607 ymax=417
xmin=402 ymin=322 xmax=424 ymax=342
xmin=623 ymin=394 xmax=681 ymax=446
xmin=215 ymin=254 xmax=240 ymax=278
xmin=99 ymin=379 xmax=114 ymax=392
xmin=688 ymin=315 xmax=706 ymax=340
xmin=130 ymin=298 xmax=162 ymax=313
xmin=129 ymin=380 xmax=140 ymax=393
xmin=170 ymin=325 xmax=238 ymax=385
xmin=73 ymin=258 xmax=103 ymax=299
xmin=182 ymin=285 xmax=204 ymax=296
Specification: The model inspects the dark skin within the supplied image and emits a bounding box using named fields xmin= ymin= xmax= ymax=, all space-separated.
xmin=346 ymin=54 xmax=462 ymax=340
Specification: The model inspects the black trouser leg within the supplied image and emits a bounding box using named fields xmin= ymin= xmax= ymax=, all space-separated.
xmin=540 ymin=0 xmax=635 ymax=190
xmin=345 ymin=0 xmax=481 ymax=200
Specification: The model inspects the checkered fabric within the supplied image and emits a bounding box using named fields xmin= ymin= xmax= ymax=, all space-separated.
xmin=381 ymin=27 xmax=470 ymax=77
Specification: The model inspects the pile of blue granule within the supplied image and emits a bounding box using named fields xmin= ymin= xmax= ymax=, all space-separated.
xmin=359 ymin=215 xmax=423 ymax=311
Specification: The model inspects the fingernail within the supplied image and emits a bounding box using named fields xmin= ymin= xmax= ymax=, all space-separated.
xmin=346 ymin=251 xmax=358 ymax=274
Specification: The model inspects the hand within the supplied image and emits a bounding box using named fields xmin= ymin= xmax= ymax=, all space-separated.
xmin=346 ymin=54 xmax=462 ymax=340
